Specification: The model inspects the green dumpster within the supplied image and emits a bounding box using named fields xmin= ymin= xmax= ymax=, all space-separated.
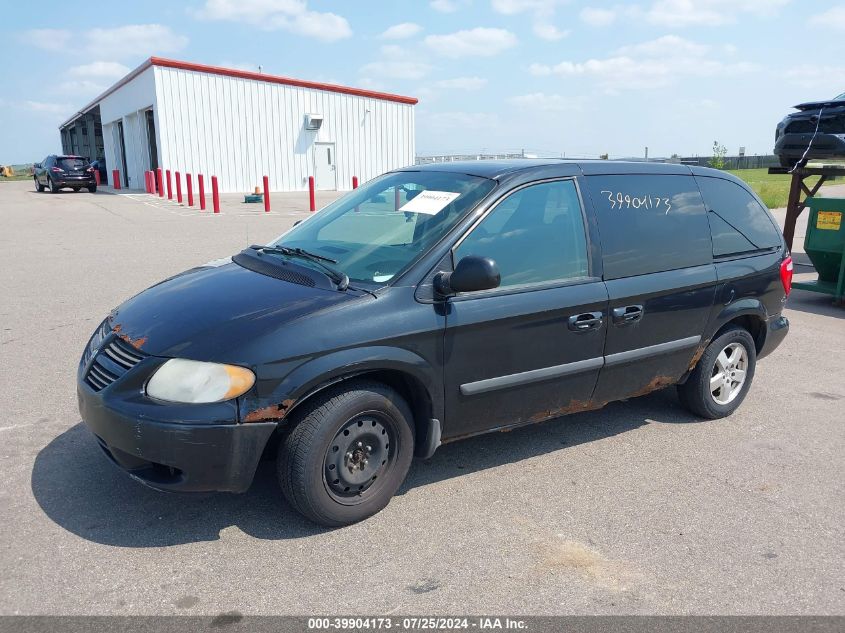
xmin=792 ymin=196 xmax=845 ymax=301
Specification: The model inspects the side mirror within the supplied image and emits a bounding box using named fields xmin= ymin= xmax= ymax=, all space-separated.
xmin=34 ymin=163 xmax=41 ymax=169
xmin=435 ymin=255 xmax=500 ymax=296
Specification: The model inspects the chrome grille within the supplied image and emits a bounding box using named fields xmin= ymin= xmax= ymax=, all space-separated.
xmin=84 ymin=337 xmax=146 ymax=391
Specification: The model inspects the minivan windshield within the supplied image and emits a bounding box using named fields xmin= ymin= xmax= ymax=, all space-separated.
xmin=269 ymin=171 xmax=496 ymax=285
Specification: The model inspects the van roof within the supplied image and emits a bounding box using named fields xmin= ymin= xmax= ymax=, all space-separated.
xmin=399 ymin=159 xmax=728 ymax=179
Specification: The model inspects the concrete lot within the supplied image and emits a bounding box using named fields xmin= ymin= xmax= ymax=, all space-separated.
xmin=0 ymin=179 xmax=843 ymax=616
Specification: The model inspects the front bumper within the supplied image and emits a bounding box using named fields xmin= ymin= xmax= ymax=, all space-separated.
xmin=78 ymin=380 xmax=276 ymax=493
xmin=758 ymin=314 xmax=789 ymax=361
xmin=774 ymin=133 xmax=845 ymax=161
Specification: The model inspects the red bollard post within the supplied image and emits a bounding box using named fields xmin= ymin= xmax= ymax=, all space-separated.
xmin=95 ymin=169 xmax=101 ymax=187
xmin=175 ymin=171 xmax=182 ymax=203
xmin=352 ymin=176 xmax=359 ymax=189
xmin=145 ymin=171 xmax=151 ymax=193
xmin=308 ymin=176 xmax=316 ymax=212
xmin=112 ymin=170 xmax=121 ymax=190
xmin=198 ymin=174 xmax=206 ymax=210
xmin=186 ymin=174 xmax=193 ymax=207
xmin=157 ymin=168 xmax=164 ymax=197
xmin=166 ymin=170 xmax=172 ymax=200
xmin=212 ymin=176 xmax=220 ymax=213
xmin=263 ymin=175 xmax=270 ymax=213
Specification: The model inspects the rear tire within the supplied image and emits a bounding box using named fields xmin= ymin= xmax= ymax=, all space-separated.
xmin=34 ymin=177 xmax=45 ymax=192
xmin=678 ymin=326 xmax=756 ymax=419
xmin=277 ymin=381 xmax=415 ymax=527
xmin=48 ymin=178 xmax=59 ymax=194
xmin=87 ymin=185 xmax=97 ymax=193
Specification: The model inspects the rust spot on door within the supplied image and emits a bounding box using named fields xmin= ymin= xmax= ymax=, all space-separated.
xmin=629 ymin=375 xmax=675 ymax=399
xmin=528 ymin=399 xmax=605 ymax=424
xmin=244 ymin=399 xmax=294 ymax=423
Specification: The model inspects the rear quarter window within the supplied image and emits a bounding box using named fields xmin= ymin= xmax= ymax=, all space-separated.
xmin=585 ymin=174 xmax=711 ymax=279
xmin=696 ymin=176 xmax=782 ymax=257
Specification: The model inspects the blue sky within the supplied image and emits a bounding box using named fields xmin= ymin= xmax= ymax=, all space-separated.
xmin=1 ymin=0 xmax=844 ymax=164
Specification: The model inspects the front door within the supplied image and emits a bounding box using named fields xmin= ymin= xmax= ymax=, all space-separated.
xmin=443 ymin=178 xmax=608 ymax=440
xmin=314 ymin=142 xmax=337 ymax=191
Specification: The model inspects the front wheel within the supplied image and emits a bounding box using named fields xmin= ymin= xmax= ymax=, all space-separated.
xmin=677 ymin=326 xmax=757 ymax=419
xmin=277 ymin=381 xmax=415 ymax=526
xmin=35 ymin=177 xmax=45 ymax=192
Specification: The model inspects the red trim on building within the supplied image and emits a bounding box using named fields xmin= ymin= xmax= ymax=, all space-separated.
xmin=150 ymin=57 xmax=418 ymax=105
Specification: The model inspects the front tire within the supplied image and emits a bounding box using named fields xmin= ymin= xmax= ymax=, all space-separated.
xmin=34 ymin=177 xmax=45 ymax=192
xmin=678 ymin=326 xmax=757 ymax=419
xmin=277 ymin=381 xmax=415 ymax=527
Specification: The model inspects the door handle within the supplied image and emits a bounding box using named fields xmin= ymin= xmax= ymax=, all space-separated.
xmin=568 ymin=312 xmax=603 ymax=331
xmin=612 ymin=305 xmax=644 ymax=324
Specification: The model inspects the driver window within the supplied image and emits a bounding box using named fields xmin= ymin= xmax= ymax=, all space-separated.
xmin=454 ymin=179 xmax=589 ymax=288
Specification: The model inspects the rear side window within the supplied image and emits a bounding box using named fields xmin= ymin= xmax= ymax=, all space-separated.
xmin=696 ymin=177 xmax=782 ymax=257
xmin=585 ymin=174 xmax=711 ymax=279
xmin=454 ymin=179 xmax=589 ymax=288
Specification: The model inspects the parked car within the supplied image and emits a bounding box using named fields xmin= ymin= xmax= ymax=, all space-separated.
xmin=774 ymin=91 xmax=845 ymax=168
xmin=34 ymin=155 xmax=97 ymax=193
xmin=78 ymin=160 xmax=791 ymax=526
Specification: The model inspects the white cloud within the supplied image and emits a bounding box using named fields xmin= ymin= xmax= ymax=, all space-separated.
xmin=433 ymin=77 xmax=488 ymax=90
xmin=22 ymin=25 xmax=187 ymax=60
xmin=529 ymin=36 xmax=757 ymax=90
xmin=646 ymin=0 xmax=790 ymax=27
xmin=359 ymin=60 xmax=432 ymax=80
xmin=509 ymin=92 xmax=582 ymax=111
xmin=421 ymin=111 xmax=501 ymax=130
xmin=22 ymin=29 xmax=71 ymax=51
xmin=380 ymin=22 xmax=423 ymax=40
xmin=783 ymin=65 xmax=845 ymax=92
xmin=492 ymin=0 xmax=565 ymax=16
xmin=86 ymin=24 xmax=188 ymax=59
xmin=23 ymin=100 xmax=73 ymax=116
xmin=68 ymin=61 xmax=130 ymax=78
xmin=194 ymin=0 xmax=351 ymax=41
xmin=56 ymin=80 xmax=109 ymax=96
xmin=425 ymin=27 xmax=517 ymax=58
xmin=807 ymin=6 xmax=845 ymax=31
xmin=430 ymin=0 xmax=460 ymax=12
xmin=579 ymin=7 xmax=618 ymax=26
xmin=533 ymin=23 xmax=569 ymax=41
xmin=615 ymin=35 xmax=708 ymax=57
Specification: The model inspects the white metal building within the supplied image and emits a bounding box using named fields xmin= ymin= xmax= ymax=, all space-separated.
xmin=59 ymin=57 xmax=417 ymax=193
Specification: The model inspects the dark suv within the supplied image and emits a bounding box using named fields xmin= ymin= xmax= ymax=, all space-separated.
xmin=774 ymin=92 xmax=845 ymax=168
xmin=34 ymin=155 xmax=97 ymax=193
xmin=77 ymin=161 xmax=792 ymax=526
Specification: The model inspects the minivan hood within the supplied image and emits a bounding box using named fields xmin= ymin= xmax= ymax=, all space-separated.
xmin=107 ymin=261 xmax=357 ymax=360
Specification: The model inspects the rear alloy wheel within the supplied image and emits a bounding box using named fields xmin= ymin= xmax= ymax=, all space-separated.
xmin=277 ymin=381 xmax=414 ymax=526
xmin=48 ymin=178 xmax=59 ymax=194
xmin=678 ymin=326 xmax=757 ymax=419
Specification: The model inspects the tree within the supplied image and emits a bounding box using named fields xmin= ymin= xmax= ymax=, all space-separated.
xmin=709 ymin=141 xmax=727 ymax=169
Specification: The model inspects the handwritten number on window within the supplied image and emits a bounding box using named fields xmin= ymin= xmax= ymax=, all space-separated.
xmin=600 ymin=190 xmax=671 ymax=214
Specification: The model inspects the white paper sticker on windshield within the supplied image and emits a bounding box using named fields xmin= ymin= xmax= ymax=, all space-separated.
xmin=399 ymin=190 xmax=460 ymax=215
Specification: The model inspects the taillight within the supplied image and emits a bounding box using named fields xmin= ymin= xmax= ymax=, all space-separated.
xmin=86 ymin=167 xmax=94 ymax=173
xmin=50 ymin=166 xmax=64 ymax=173
xmin=780 ymin=256 xmax=793 ymax=296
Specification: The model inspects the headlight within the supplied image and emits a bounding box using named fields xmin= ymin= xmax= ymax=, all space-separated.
xmin=146 ymin=359 xmax=255 ymax=404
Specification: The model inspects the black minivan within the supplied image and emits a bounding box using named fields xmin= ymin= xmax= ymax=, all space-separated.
xmin=77 ymin=160 xmax=791 ymax=526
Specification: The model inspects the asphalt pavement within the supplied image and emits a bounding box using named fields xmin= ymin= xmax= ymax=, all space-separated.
xmin=1 ymin=180 xmax=843 ymax=616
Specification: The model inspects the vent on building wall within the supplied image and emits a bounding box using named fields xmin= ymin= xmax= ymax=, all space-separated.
xmin=305 ymin=113 xmax=324 ymax=130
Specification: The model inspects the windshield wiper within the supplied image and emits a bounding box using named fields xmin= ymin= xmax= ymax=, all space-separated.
xmin=250 ymin=245 xmax=350 ymax=290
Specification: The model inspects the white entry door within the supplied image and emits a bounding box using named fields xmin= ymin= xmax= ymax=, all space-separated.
xmin=314 ymin=142 xmax=337 ymax=191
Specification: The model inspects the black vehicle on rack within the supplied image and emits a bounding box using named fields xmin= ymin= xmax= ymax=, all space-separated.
xmin=34 ymin=154 xmax=97 ymax=193
xmin=774 ymin=91 xmax=845 ymax=168
xmin=77 ymin=160 xmax=792 ymax=526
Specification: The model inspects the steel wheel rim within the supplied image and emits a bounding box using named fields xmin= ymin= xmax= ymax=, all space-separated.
xmin=323 ymin=411 xmax=397 ymax=506
xmin=709 ymin=342 xmax=748 ymax=405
